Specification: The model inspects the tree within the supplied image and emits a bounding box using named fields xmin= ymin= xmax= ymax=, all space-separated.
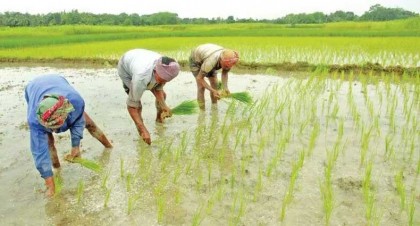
xmin=360 ymin=4 xmax=417 ymax=21
xmin=141 ymin=12 xmax=179 ymax=25
xmin=61 ymin=10 xmax=81 ymax=25
xmin=226 ymin=16 xmax=235 ymax=23
xmin=327 ymin=11 xmax=357 ymax=22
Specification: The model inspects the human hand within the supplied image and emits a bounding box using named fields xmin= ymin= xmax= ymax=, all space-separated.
xmin=212 ymin=90 xmax=221 ymax=99
xmin=64 ymin=146 xmax=81 ymax=162
xmin=45 ymin=177 xmax=55 ymax=197
xmin=164 ymin=106 xmax=172 ymax=117
xmin=220 ymin=89 xmax=231 ymax=98
xmin=162 ymin=107 xmax=173 ymax=118
xmin=140 ymin=130 xmax=151 ymax=145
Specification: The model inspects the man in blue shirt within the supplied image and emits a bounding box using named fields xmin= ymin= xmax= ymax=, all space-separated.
xmin=25 ymin=74 xmax=112 ymax=197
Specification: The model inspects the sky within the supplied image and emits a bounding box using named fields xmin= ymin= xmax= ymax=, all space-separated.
xmin=1 ymin=0 xmax=419 ymax=19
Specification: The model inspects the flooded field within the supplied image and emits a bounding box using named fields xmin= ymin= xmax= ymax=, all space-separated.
xmin=0 ymin=67 xmax=418 ymax=225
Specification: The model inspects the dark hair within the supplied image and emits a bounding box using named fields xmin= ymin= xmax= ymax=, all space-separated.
xmin=161 ymin=56 xmax=175 ymax=65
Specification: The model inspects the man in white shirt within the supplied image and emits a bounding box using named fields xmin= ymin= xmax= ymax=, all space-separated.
xmin=117 ymin=49 xmax=180 ymax=145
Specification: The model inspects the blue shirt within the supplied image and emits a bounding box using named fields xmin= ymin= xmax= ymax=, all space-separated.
xmin=25 ymin=74 xmax=85 ymax=178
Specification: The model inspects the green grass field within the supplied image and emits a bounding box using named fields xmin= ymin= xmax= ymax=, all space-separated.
xmin=0 ymin=18 xmax=419 ymax=71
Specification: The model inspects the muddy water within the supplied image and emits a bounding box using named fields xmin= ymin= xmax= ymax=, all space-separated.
xmin=0 ymin=67 xmax=280 ymax=225
xmin=0 ymin=67 xmax=418 ymax=225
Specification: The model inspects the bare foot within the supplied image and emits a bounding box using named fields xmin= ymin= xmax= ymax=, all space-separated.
xmin=64 ymin=153 xmax=81 ymax=163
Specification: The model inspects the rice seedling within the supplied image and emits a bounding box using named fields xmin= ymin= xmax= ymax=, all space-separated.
xmin=173 ymin=188 xmax=182 ymax=205
xmin=320 ymin=176 xmax=333 ymax=226
xmin=307 ymin=122 xmax=320 ymax=156
xmin=366 ymin=98 xmax=375 ymax=119
xmin=266 ymin=133 xmax=289 ymax=177
xmin=66 ymin=156 xmax=102 ymax=173
xmin=76 ymin=180 xmax=84 ymax=204
xmin=408 ymin=137 xmax=415 ymax=162
xmin=229 ymin=189 xmax=246 ymax=226
xmin=232 ymin=130 xmax=244 ymax=152
xmin=385 ymin=133 xmax=395 ymax=160
xmin=221 ymin=91 xmax=253 ymax=104
xmin=205 ymin=189 xmax=219 ymax=214
xmin=101 ymin=170 xmax=110 ymax=189
xmin=206 ymin=162 xmax=213 ymax=190
xmin=362 ymin=160 xmax=377 ymax=223
xmin=156 ymin=195 xmax=165 ymax=223
xmin=319 ymin=134 xmax=345 ymax=226
xmin=195 ymin=168 xmax=204 ymax=192
xmin=408 ymin=193 xmax=416 ymax=226
xmin=170 ymin=100 xmax=199 ymax=115
xmin=103 ymin=187 xmax=111 ymax=208
xmin=158 ymin=138 xmax=174 ymax=159
xmin=280 ymin=150 xmax=305 ymax=221
xmin=172 ymin=165 xmax=182 ymax=184
xmin=372 ymin=115 xmax=381 ymax=137
xmin=394 ymin=170 xmax=406 ymax=210
xmin=53 ymin=174 xmax=63 ymax=196
xmin=360 ymin=125 xmax=373 ymax=166
xmin=126 ymin=173 xmax=132 ymax=192
xmin=191 ymin=204 xmax=205 ymax=226
xmin=350 ymin=101 xmax=361 ymax=130
xmin=298 ymin=118 xmax=311 ymax=135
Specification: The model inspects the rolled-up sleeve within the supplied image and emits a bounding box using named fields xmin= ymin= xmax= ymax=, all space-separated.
xmin=70 ymin=114 xmax=85 ymax=147
xmin=68 ymin=98 xmax=85 ymax=147
xmin=29 ymin=128 xmax=53 ymax=178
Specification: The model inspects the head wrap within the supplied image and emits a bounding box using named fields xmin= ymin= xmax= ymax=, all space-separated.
xmin=220 ymin=49 xmax=239 ymax=68
xmin=36 ymin=94 xmax=75 ymax=129
xmin=155 ymin=56 xmax=180 ymax=82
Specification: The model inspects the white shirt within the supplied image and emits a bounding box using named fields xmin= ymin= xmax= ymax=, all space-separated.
xmin=118 ymin=49 xmax=163 ymax=107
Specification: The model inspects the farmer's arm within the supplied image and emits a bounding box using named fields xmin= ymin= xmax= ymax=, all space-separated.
xmin=196 ymin=71 xmax=220 ymax=98
xmin=30 ymin=128 xmax=55 ymax=197
xmin=221 ymin=68 xmax=230 ymax=94
xmin=127 ymin=106 xmax=151 ymax=145
xmin=152 ymin=87 xmax=170 ymax=110
xmin=126 ymin=74 xmax=151 ymax=144
xmin=68 ymin=103 xmax=85 ymax=158
xmin=83 ymin=112 xmax=113 ymax=148
xmin=151 ymin=88 xmax=171 ymax=122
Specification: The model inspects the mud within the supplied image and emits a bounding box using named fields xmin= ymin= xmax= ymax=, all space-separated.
xmin=0 ymin=66 xmax=418 ymax=225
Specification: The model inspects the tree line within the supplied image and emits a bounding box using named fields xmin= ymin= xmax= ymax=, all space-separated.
xmin=0 ymin=4 xmax=417 ymax=27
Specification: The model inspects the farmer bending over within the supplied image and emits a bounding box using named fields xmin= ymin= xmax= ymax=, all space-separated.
xmin=189 ymin=43 xmax=239 ymax=110
xmin=117 ymin=49 xmax=180 ymax=145
xmin=25 ymin=74 xmax=113 ymax=197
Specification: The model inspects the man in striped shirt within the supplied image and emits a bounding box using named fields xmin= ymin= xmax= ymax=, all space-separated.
xmin=189 ymin=43 xmax=239 ymax=110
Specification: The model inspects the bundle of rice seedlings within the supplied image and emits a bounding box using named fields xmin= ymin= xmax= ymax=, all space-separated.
xmin=171 ymin=100 xmax=199 ymax=115
xmin=230 ymin=92 xmax=253 ymax=104
xmin=65 ymin=155 xmax=102 ymax=173
xmin=221 ymin=91 xmax=253 ymax=104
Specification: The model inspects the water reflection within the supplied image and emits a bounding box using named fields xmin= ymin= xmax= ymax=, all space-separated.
xmin=196 ymin=106 xmax=219 ymax=127
xmin=98 ymin=148 xmax=111 ymax=166
xmin=43 ymin=147 xmax=113 ymax=225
